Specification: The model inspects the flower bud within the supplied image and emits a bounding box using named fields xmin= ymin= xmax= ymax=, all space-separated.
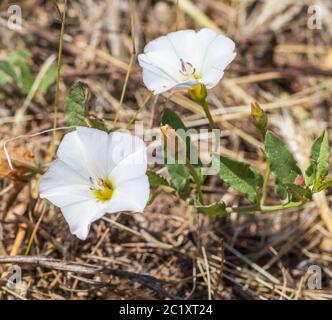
xmin=188 ymin=83 xmax=208 ymax=104
xmin=294 ymin=175 xmax=305 ymax=186
xmin=251 ymin=101 xmax=268 ymax=137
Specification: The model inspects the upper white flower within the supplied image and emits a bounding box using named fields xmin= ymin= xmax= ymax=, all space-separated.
xmin=39 ymin=127 xmax=150 ymax=240
xmin=138 ymin=28 xmax=236 ymax=94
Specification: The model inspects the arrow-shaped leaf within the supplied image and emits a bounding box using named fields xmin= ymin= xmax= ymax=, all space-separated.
xmin=214 ymin=155 xmax=263 ymax=203
xmin=147 ymin=170 xmax=169 ymax=188
xmin=305 ymin=130 xmax=329 ymax=191
xmin=265 ymin=131 xmax=302 ymax=183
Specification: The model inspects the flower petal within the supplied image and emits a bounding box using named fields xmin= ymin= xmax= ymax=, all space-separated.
xmin=201 ymin=69 xmax=225 ymax=89
xmin=138 ymin=54 xmax=178 ymax=94
xmin=40 ymin=159 xmax=92 ymax=207
xmin=108 ymin=132 xmax=148 ymax=185
xmin=165 ymin=29 xmax=196 ymax=63
xmin=144 ymin=33 xmax=178 ymax=57
xmin=57 ymin=127 xmax=109 ymax=178
xmin=193 ymin=28 xmax=219 ymax=70
xmin=60 ymin=176 xmax=150 ymax=240
xmin=202 ymin=48 xmax=236 ymax=76
xmin=138 ymin=28 xmax=236 ymax=93
xmin=138 ymin=30 xmax=201 ymax=94
xmin=200 ymin=32 xmax=236 ymax=88
xmin=40 ymin=128 xmax=150 ymax=241
xmin=107 ymin=175 xmax=150 ymax=213
xmin=60 ymin=200 xmax=108 ymax=240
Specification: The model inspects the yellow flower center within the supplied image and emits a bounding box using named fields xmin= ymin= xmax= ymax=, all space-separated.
xmin=90 ymin=177 xmax=114 ymax=202
xmin=179 ymin=59 xmax=201 ymax=82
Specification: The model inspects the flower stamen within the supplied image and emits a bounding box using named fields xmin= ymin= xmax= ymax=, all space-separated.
xmin=179 ymin=59 xmax=201 ymax=82
xmin=90 ymin=177 xmax=114 ymax=202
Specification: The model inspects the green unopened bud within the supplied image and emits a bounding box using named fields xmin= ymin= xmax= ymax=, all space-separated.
xmin=251 ymin=101 xmax=268 ymax=137
xmin=188 ymin=84 xmax=208 ymax=104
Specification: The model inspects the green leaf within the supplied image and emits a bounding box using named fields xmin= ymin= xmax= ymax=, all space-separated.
xmin=0 ymin=60 xmax=18 ymax=83
xmin=275 ymin=176 xmax=288 ymax=200
xmin=161 ymin=108 xmax=201 ymax=165
xmin=265 ymin=131 xmax=302 ymax=184
xmin=65 ymin=81 xmax=89 ymax=127
xmin=5 ymin=49 xmax=34 ymax=93
xmin=8 ymin=49 xmax=31 ymax=66
xmin=265 ymin=132 xmax=303 ymax=200
xmin=252 ymin=168 xmax=264 ymax=187
xmin=38 ymin=62 xmax=57 ymax=94
xmin=315 ymin=178 xmax=332 ymax=192
xmin=167 ymin=163 xmax=190 ymax=192
xmin=305 ymin=130 xmax=329 ymax=190
xmin=147 ymin=170 xmax=169 ymax=188
xmin=19 ymin=64 xmax=34 ymax=93
xmin=162 ymin=108 xmax=201 ymax=198
xmin=214 ymin=155 xmax=263 ymax=203
xmin=196 ymin=200 xmax=228 ymax=218
xmin=0 ymin=70 xmax=9 ymax=86
xmin=87 ymin=118 xmax=108 ymax=132
xmin=162 ymin=108 xmax=186 ymax=131
xmin=284 ymin=183 xmax=312 ymax=201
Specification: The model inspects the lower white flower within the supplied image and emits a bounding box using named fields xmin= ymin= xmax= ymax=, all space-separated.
xmin=39 ymin=127 xmax=150 ymax=240
xmin=138 ymin=28 xmax=236 ymax=94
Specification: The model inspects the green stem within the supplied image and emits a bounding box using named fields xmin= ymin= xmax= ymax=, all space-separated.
xmin=52 ymin=0 xmax=67 ymax=142
xmin=261 ymin=200 xmax=306 ymax=212
xmin=226 ymin=204 xmax=259 ymax=214
xmin=186 ymin=162 xmax=204 ymax=205
xmin=201 ymin=101 xmax=217 ymax=130
xmin=260 ymin=162 xmax=271 ymax=207
xmin=225 ymin=200 xmax=306 ymax=215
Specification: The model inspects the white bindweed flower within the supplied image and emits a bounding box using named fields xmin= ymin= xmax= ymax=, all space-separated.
xmin=138 ymin=28 xmax=236 ymax=94
xmin=39 ymin=127 xmax=150 ymax=240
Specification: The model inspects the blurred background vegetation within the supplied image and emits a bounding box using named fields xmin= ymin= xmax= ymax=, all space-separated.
xmin=0 ymin=0 xmax=331 ymax=300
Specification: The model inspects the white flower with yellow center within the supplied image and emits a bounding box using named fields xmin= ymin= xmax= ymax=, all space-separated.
xmin=138 ymin=28 xmax=236 ymax=94
xmin=39 ymin=127 xmax=150 ymax=240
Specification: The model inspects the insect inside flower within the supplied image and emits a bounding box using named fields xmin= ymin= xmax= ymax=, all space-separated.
xmin=138 ymin=28 xmax=236 ymax=94
xmin=39 ymin=127 xmax=150 ymax=240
